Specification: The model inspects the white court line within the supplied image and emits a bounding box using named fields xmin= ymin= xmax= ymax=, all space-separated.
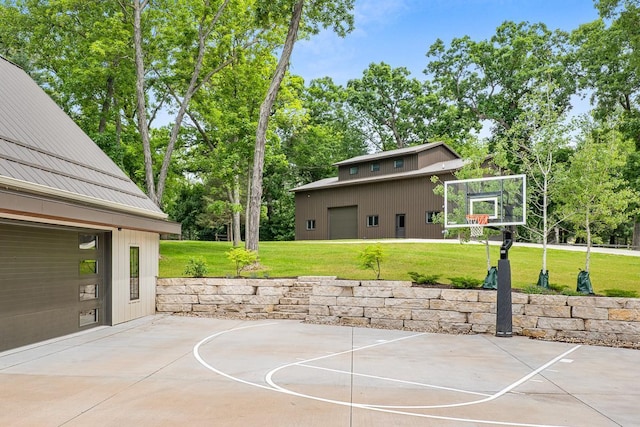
xmin=194 ymin=323 xmax=580 ymax=427
xmin=265 ymin=337 xmax=581 ymax=410
xmin=298 ymin=363 xmax=491 ymax=397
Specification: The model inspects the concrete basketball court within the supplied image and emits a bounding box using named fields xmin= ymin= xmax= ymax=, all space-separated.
xmin=0 ymin=315 xmax=638 ymax=427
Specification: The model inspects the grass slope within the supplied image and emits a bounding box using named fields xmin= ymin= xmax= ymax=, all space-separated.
xmin=159 ymin=240 xmax=640 ymax=294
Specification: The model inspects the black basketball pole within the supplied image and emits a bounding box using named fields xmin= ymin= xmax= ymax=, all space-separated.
xmin=496 ymin=228 xmax=513 ymax=337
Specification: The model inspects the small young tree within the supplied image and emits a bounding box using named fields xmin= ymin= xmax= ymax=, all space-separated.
xmin=497 ymin=84 xmax=572 ymax=288
xmin=358 ymin=245 xmax=385 ymax=280
xmin=431 ymin=141 xmax=500 ymax=287
xmin=226 ymin=247 xmax=259 ymax=277
xmin=556 ymin=118 xmax=638 ymax=292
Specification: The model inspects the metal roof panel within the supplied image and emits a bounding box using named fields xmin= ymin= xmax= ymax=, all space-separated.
xmin=0 ymin=56 xmax=167 ymax=220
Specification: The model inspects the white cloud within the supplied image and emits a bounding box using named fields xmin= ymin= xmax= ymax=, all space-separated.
xmin=354 ymin=0 xmax=409 ymax=28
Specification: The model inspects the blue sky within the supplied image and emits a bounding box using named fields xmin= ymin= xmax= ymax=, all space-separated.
xmin=290 ymin=0 xmax=600 ymax=86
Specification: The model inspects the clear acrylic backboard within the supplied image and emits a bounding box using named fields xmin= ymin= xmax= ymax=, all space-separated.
xmin=444 ymin=174 xmax=526 ymax=229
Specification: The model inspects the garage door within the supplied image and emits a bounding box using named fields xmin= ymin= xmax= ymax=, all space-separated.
xmin=329 ymin=206 xmax=358 ymax=239
xmin=0 ymin=223 xmax=108 ymax=352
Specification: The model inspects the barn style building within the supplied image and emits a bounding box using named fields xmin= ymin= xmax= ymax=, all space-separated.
xmin=292 ymin=142 xmax=463 ymax=240
xmin=0 ymin=56 xmax=180 ymax=352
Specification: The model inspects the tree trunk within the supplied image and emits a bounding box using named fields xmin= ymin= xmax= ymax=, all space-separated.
xmin=633 ymin=220 xmax=640 ymax=250
xmin=131 ymin=0 xmax=231 ymax=207
xmin=542 ymin=176 xmax=548 ymax=273
xmin=484 ymin=237 xmax=491 ymax=271
xmin=585 ymin=210 xmax=591 ymax=272
xmin=98 ymin=75 xmax=115 ymax=134
xmin=245 ymin=0 xmax=304 ymax=252
xmin=232 ymin=174 xmax=242 ymax=247
xmin=132 ymin=0 xmax=157 ymax=204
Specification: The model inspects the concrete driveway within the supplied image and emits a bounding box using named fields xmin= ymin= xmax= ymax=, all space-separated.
xmin=1 ymin=315 xmax=638 ymax=426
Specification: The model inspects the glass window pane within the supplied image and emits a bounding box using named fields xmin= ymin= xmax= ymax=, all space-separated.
xmin=79 ymin=260 xmax=97 ymax=275
xmin=79 ymin=284 xmax=98 ymax=301
xmin=79 ymin=234 xmax=97 ymax=250
xmin=79 ymin=309 xmax=98 ymax=326
xmin=130 ymin=246 xmax=140 ymax=300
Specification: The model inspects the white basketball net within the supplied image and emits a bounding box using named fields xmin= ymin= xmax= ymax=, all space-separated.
xmin=466 ymin=214 xmax=489 ymax=238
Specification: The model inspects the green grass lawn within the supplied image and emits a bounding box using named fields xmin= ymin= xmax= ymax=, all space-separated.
xmin=159 ymin=240 xmax=640 ymax=295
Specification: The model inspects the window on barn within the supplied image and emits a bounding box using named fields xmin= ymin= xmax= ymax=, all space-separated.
xmin=130 ymin=246 xmax=140 ymax=301
xmin=306 ymin=219 xmax=316 ymax=230
xmin=426 ymin=211 xmax=439 ymax=223
xmin=367 ymin=215 xmax=379 ymax=227
xmin=371 ymin=163 xmax=380 ymax=172
xmin=394 ymin=159 xmax=404 ymax=168
xmin=349 ymin=166 xmax=359 ymax=175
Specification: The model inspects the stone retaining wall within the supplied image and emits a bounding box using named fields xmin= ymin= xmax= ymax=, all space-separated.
xmin=156 ymin=277 xmax=640 ymax=345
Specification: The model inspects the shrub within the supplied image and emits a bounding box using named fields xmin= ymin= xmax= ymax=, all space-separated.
xmin=408 ymin=271 xmax=441 ymax=285
xmin=184 ymin=258 xmax=208 ymax=278
xmin=548 ymin=283 xmax=567 ymax=293
xmin=448 ymin=276 xmax=482 ymax=289
xmin=604 ymin=289 xmax=638 ymax=298
xmin=358 ymin=245 xmax=385 ymax=280
xmin=226 ymin=247 xmax=258 ymax=277
xmin=521 ymin=284 xmax=555 ymax=294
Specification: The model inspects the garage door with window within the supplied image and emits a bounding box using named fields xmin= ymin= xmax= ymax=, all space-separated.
xmin=0 ymin=223 xmax=109 ymax=352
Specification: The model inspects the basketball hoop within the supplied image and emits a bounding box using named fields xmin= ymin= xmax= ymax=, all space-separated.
xmin=466 ymin=214 xmax=489 ymax=238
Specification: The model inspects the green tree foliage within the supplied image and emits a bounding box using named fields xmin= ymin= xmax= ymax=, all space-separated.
xmin=346 ymin=62 xmax=439 ymax=151
xmin=497 ymin=84 xmax=572 ymax=276
xmin=571 ymin=0 xmax=640 ymax=246
xmin=226 ymin=247 xmax=258 ymax=277
xmin=128 ymin=0 xmax=271 ymax=207
xmin=184 ymin=258 xmax=208 ymax=278
xmin=555 ymin=119 xmax=638 ymax=271
xmin=427 ymin=21 xmax=576 ymax=150
xmin=166 ymin=183 xmax=209 ymax=240
xmin=358 ymin=244 xmax=385 ymax=280
xmin=0 ymin=0 xmax=136 ymax=169
xmin=282 ymin=77 xmax=368 ymax=184
xmin=246 ymin=0 xmax=355 ymax=252
xmin=187 ymin=35 xmax=278 ymax=245
xmin=6 ymin=0 xmax=640 ymax=251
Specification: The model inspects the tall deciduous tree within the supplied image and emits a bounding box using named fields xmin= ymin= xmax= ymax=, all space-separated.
xmin=571 ymin=0 xmax=640 ymax=246
xmin=346 ymin=62 xmax=440 ymax=151
xmin=282 ymin=76 xmax=368 ymax=184
xmin=188 ymin=34 xmax=277 ymax=246
xmin=245 ymin=0 xmax=354 ymax=252
xmin=0 ymin=0 xmax=136 ymax=167
xmin=125 ymin=0 xmax=268 ymax=206
xmin=426 ymin=21 xmax=576 ymax=149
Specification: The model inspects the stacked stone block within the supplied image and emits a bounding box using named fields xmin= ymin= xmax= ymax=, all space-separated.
xmin=156 ymin=277 xmax=640 ymax=344
xmin=157 ymin=277 xmax=322 ymax=320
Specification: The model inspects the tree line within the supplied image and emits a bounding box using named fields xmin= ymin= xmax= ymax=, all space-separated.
xmin=1 ymin=0 xmax=639 ymax=253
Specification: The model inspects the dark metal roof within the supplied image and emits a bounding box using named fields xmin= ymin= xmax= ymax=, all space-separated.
xmin=292 ymin=158 xmax=466 ymax=192
xmin=0 ymin=56 xmax=176 ymax=230
xmin=333 ymin=141 xmax=460 ymax=166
